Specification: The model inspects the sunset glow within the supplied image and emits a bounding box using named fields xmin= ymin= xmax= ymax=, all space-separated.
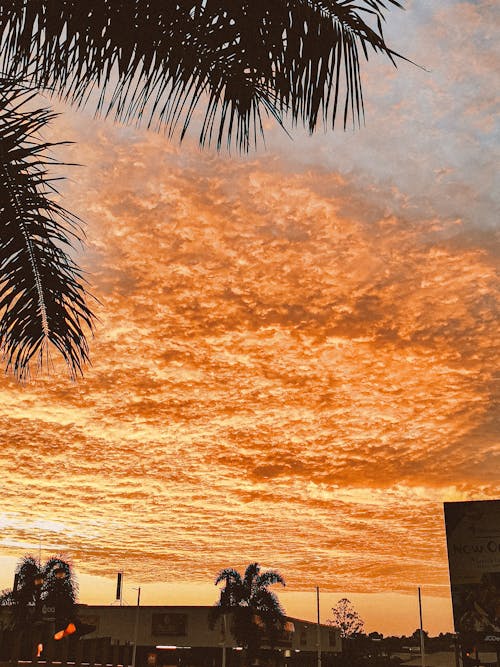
xmin=0 ymin=0 xmax=498 ymax=637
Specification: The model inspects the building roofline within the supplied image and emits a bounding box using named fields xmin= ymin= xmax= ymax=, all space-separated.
xmin=76 ymin=603 xmax=338 ymax=629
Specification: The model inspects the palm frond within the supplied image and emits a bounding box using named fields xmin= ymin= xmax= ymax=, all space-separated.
xmin=14 ymin=554 xmax=40 ymax=577
xmin=252 ymin=587 xmax=286 ymax=619
xmin=0 ymin=78 xmax=94 ymax=380
xmin=215 ymin=568 xmax=243 ymax=586
xmin=0 ymin=588 xmax=14 ymax=606
xmin=243 ymin=562 xmax=261 ymax=591
xmin=256 ymin=570 xmax=286 ymax=589
xmin=1 ymin=1 xmax=406 ymax=151
xmin=43 ymin=556 xmax=79 ymax=603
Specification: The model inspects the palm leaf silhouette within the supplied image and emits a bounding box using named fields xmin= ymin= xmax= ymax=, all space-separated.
xmin=0 ymin=1 xmax=406 ymax=378
xmin=0 ymin=79 xmax=94 ymax=380
xmin=1 ymin=1 xmax=405 ymax=151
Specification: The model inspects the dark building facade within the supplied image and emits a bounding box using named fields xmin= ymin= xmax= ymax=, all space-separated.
xmin=76 ymin=604 xmax=341 ymax=666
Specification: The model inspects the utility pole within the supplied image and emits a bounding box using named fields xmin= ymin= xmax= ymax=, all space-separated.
xmin=221 ymin=614 xmax=227 ymax=667
xmin=316 ymin=587 xmax=322 ymax=667
xmin=454 ymin=634 xmax=460 ymax=667
xmin=418 ymin=587 xmax=425 ymax=667
xmin=131 ymin=587 xmax=141 ymax=667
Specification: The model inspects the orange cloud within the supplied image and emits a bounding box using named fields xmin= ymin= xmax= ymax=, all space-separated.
xmin=1 ymin=3 xmax=498 ymax=630
xmin=1 ymin=111 xmax=497 ymax=601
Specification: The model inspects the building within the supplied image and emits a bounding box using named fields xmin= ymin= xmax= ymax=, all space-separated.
xmin=76 ymin=604 xmax=341 ymax=666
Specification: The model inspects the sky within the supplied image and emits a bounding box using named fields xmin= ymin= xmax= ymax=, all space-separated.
xmin=0 ymin=0 xmax=499 ymax=637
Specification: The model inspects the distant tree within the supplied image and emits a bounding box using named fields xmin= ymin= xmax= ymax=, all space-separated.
xmin=410 ymin=628 xmax=428 ymax=643
xmin=210 ymin=562 xmax=286 ymax=665
xmin=327 ymin=598 xmax=365 ymax=637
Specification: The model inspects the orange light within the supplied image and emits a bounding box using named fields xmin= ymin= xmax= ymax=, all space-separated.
xmin=54 ymin=622 xmax=77 ymax=640
xmin=66 ymin=622 xmax=76 ymax=635
xmin=37 ymin=644 xmax=43 ymax=657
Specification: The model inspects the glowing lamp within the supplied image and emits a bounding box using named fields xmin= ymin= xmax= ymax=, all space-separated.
xmin=66 ymin=622 xmax=76 ymax=635
xmin=54 ymin=623 xmax=77 ymax=640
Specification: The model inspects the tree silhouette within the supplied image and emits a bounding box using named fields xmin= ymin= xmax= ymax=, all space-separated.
xmin=0 ymin=1 xmax=407 ymax=378
xmin=210 ymin=562 xmax=286 ymax=663
xmin=327 ymin=597 xmax=365 ymax=637
xmin=0 ymin=554 xmax=78 ymax=631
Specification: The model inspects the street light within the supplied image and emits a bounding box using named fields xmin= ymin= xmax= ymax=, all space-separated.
xmin=131 ymin=587 xmax=141 ymax=667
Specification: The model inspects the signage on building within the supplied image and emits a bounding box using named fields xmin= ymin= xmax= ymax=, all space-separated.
xmin=151 ymin=613 xmax=188 ymax=637
xmin=444 ymin=499 xmax=500 ymax=639
xmin=41 ymin=605 xmax=56 ymax=621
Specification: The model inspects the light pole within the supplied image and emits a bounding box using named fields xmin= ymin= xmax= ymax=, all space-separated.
xmin=316 ymin=587 xmax=322 ymax=667
xmin=131 ymin=587 xmax=141 ymax=667
xmin=221 ymin=613 xmax=228 ymax=667
xmin=418 ymin=587 xmax=425 ymax=667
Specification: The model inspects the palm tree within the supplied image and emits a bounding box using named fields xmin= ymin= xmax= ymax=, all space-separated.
xmin=211 ymin=562 xmax=286 ymax=664
xmin=0 ymin=1 xmax=406 ymax=379
xmin=0 ymin=554 xmax=78 ymax=631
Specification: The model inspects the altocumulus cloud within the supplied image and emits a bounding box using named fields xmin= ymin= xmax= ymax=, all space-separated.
xmin=0 ymin=0 xmax=498 ymax=597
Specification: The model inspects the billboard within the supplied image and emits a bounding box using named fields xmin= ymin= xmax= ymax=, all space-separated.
xmin=151 ymin=612 xmax=188 ymax=636
xmin=444 ymin=500 xmax=500 ymax=638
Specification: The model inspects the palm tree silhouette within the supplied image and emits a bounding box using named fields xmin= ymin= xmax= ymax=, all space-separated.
xmin=0 ymin=554 xmax=78 ymax=635
xmin=0 ymin=1 xmax=406 ymax=379
xmin=211 ymin=562 xmax=286 ymax=663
